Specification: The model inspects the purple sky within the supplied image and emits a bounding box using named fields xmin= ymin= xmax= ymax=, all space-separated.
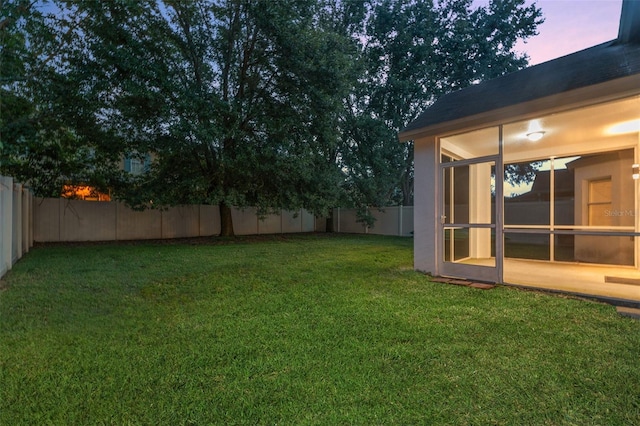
xmin=512 ymin=0 xmax=623 ymax=65
xmin=36 ymin=0 xmax=623 ymax=67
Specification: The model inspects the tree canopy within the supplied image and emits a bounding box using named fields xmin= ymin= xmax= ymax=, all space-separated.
xmin=1 ymin=0 xmax=542 ymax=235
xmin=342 ymin=0 xmax=542 ymax=216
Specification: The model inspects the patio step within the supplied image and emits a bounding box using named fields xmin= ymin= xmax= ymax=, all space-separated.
xmin=617 ymin=306 xmax=640 ymax=320
xmin=431 ymin=276 xmax=496 ymax=290
xmin=605 ymin=276 xmax=640 ymax=286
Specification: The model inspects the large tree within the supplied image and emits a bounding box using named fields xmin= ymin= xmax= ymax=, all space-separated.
xmin=341 ymin=0 xmax=543 ymax=217
xmin=5 ymin=0 xmax=357 ymax=235
xmin=2 ymin=0 xmax=542 ymax=233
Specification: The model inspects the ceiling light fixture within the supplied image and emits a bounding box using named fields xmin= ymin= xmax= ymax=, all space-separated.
xmin=609 ymin=120 xmax=640 ymax=135
xmin=526 ymin=131 xmax=545 ymax=142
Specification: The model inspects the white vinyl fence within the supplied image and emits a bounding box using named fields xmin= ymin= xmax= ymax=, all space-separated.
xmin=331 ymin=206 xmax=414 ymax=236
xmin=33 ymin=198 xmax=318 ymax=242
xmin=30 ymin=200 xmax=414 ymax=243
xmin=2 ymin=185 xmax=413 ymax=276
xmin=0 ymin=176 xmax=33 ymax=280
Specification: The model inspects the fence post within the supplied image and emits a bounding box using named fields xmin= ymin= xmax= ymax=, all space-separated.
xmin=21 ymin=185 xmax=29 ymax=254
xmin=365 ymin=207 xmax=369 ymax=234
xmin=12 ymin=183 xmax=22 ymax=264
xmin=399 ymin=205 xmax=403 ymax=236
xmin=115 ymin=200 xmax=119 ymax=241
xmin=1 ymin=176 xmax=13 ymax=278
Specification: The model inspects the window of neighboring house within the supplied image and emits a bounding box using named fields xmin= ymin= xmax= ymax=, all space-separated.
xmin=588 ymin=177 xmax=612 ymax=226
xmin=124 ymin=154 xmax=151 ymax=176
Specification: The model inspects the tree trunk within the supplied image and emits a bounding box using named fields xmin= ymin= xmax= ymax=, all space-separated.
xmin=325 ymin=210 xmax=334 ymax=232
xmin=401 ymin=178 xmax=413 ymax=206
xmin=219 ymin=201 xmax=235 ymax=236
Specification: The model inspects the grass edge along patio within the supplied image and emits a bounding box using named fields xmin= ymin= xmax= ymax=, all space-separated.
xmin=400 ymin=0 xmax=640 ymax=303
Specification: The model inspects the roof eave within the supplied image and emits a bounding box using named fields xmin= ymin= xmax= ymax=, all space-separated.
xmin=398 ymin=73 xmax=640 ymax=142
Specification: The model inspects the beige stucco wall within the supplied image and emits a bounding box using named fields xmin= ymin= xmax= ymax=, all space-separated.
xmin=412 ymin=136 xmax=438 ymax=274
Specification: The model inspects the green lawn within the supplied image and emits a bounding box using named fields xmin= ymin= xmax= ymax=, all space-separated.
xmin=1 ymin=234 xmax=639 ymax=425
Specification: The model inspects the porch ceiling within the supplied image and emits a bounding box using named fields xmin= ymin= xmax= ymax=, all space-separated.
xmin=440 ymin=95 xmax=640 ymax=161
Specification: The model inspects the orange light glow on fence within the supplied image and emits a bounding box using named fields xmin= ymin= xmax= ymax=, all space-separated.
xmin=62 ymin=185 xmax=111 ymax=201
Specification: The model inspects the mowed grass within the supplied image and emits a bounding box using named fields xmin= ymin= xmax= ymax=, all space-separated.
xmin=1 ymin=234 xmax=639 ymax=425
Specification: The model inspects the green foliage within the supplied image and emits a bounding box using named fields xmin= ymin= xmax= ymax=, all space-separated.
xmin=1 ymin=235 xmax=639 ymax=424
xmin=46 ymin=0 xmax=358 ymax=233
xmin=1 ymin=0 xmax=543 ymax=232
xmin=342 ymin=0 xmax=543 ymax=212
xmin=1 ymin=0 xmax=123 ymax=195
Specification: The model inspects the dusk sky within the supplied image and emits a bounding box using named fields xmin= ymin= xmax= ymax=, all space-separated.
xmin=35 ymin=0 xmax=624 ymax=67
xmin=511 ymin=0 xmax=623 ymax=65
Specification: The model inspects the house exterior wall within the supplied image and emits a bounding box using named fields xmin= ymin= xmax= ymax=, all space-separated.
xmin=413 ymin=136 xmax=438 ymax=274
xmin=408 ymin=94 xmax=640 ymax=300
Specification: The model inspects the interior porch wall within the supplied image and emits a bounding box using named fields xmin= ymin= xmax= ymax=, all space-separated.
xmin=573 ymin=152 xmax=635 ymax=265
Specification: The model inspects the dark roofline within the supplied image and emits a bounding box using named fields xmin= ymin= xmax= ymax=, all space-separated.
xmin=618 ymin=0 xmax=640 ymax=43
xmin=400 ymin=0 xmax=640 ymax=142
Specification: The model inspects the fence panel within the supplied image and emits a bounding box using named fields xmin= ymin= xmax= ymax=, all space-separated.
xmin=1 ymin=176 xmax=13 ymax=278
xmin=370 ymin=207 xmax=399 ymax=236
xmin=335 ymin=208 xmax=367 ymax=234
xmin=116 ymin=204 xmax=162 ymax=240
xmin=231 ymin=207 xmax=259 ymax=236
xmin=199 ymin=205 xmax=221 ymax=237
xmin=32 ymin=199 xmax=320 ymax=242
xmin=281 ymin=210 xmax=301 ymax=233
xmin=302 ymin=210 xmax=316 ymax=232
xmin=258 ymin=213 xmax=282 ymax=235
xmin=0 ymin=176 xmax=33 ymax=280
xmin=30 ymin=197 xmax=414 ymax=243
xmin=331 ymin=206 xmax=414 ymax=236
xmin=401 ymin=206 xmax=414 ymax=236
xmin=61 ymin=199 xmax=117 ymax=241
xmin=33 ymin=198 xmax=61 ymax=242
xmin=12 ymin=182 xmax=22 ymax=264
xmin=161 ymin=205 xmax=200 ymax=239
xmin=22 ymin=187 xmax=32 ymax=255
